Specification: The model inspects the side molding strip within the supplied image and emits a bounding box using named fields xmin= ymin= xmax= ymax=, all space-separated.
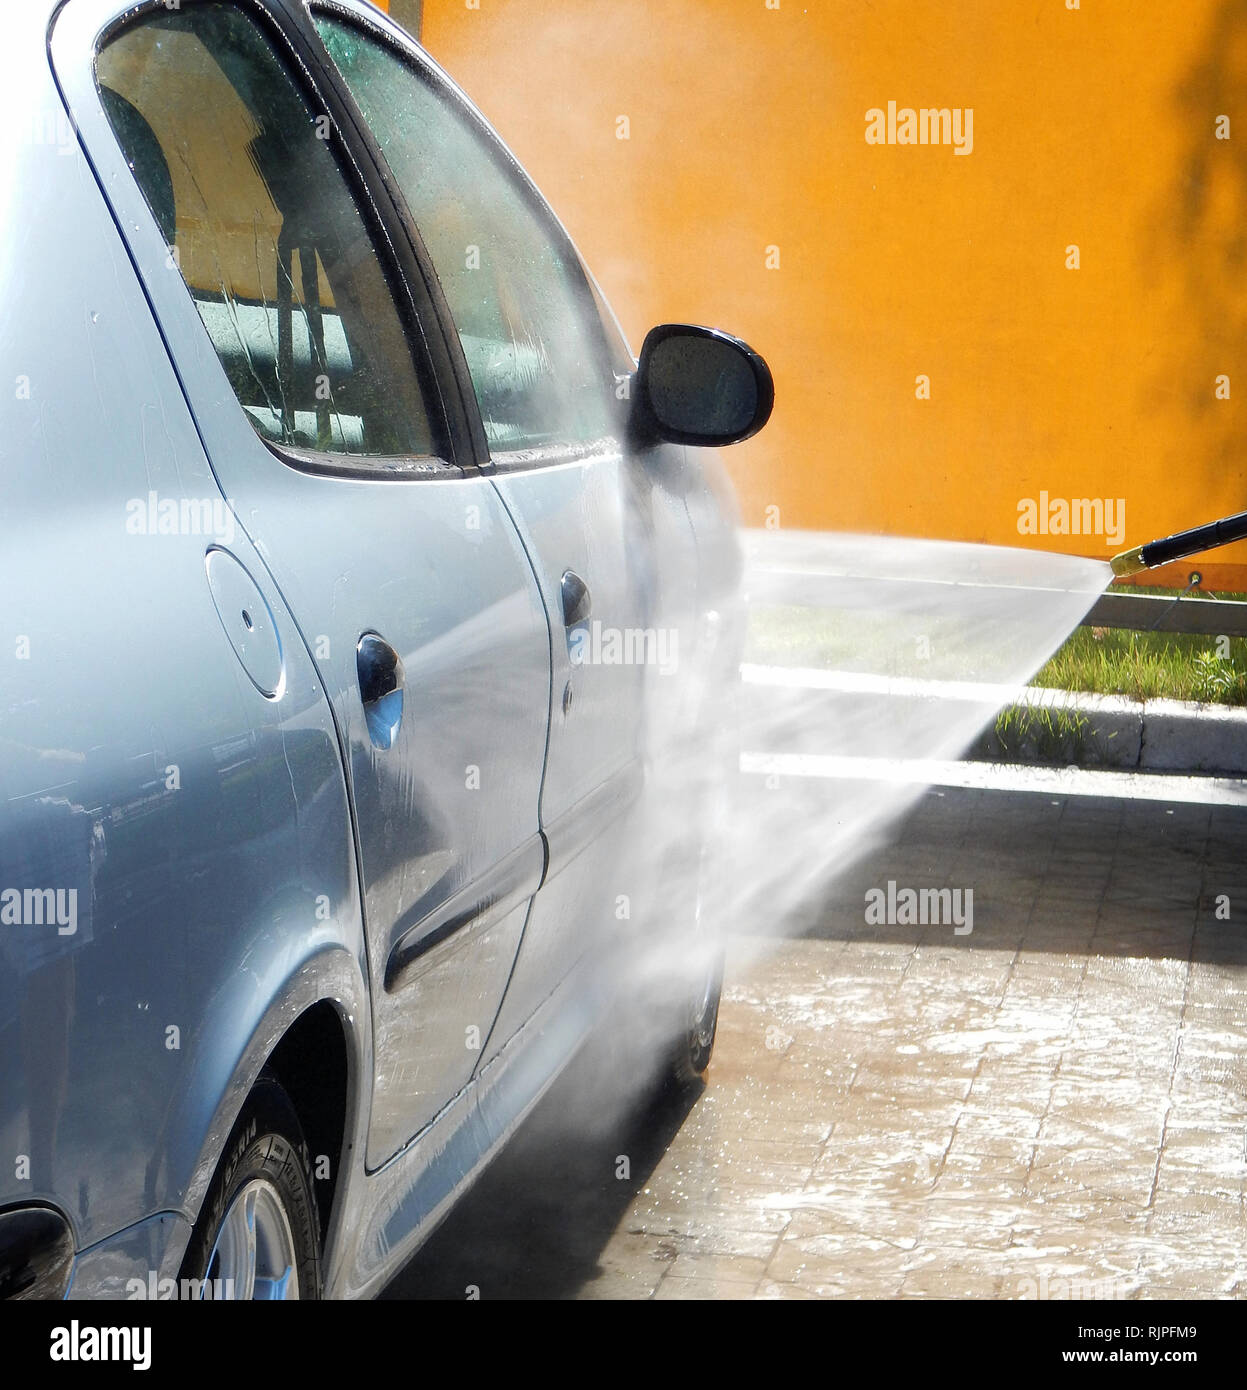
xmin=385 ymin=835 xmax=546 ymax=993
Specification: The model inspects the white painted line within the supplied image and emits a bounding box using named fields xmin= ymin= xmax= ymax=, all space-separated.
xmin=744 ymin=562 xmax=1099 ymax=598
xmin=743 ymin=661 xmax=1025 ymax=706
xmin=740 ymin=662 xmax=1138 ymax=714
xmin=740 ymin=751 xmax=1247 ymax=806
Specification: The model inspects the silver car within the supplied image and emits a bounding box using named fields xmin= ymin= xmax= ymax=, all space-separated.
xmin=0 ymin=0 xmax=772 ymax=1300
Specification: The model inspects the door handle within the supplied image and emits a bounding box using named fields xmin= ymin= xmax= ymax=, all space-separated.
xmin=357 ymin=633 xmax=404 ymax=750
xmin=561 ymin=569 xmax=592 ymax=628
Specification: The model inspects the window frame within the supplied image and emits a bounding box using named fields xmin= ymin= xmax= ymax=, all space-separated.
xmin=300 ymin=0 xmax=630 ymax=474
xmin=56 ymin=0 xmax=480 ymax=481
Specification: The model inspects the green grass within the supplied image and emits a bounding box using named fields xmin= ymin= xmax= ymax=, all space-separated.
xmin=745 ymin=606 xmax=917 ymax=672
xmin=1032 ymin=626 xmax=1247 ymax=705
xmin=992 ymin=703 xmax=1092 ymax=760
xmin=743 ymin=606 xmax=1034 ymax=683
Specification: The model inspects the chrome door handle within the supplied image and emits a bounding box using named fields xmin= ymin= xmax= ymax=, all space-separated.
xmin=357 ymin=632 xmax=404 ymax=750
xmin=560 ymin=569 xmax=591 ymax=628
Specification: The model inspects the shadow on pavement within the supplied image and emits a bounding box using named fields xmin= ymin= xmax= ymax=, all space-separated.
xmin=381 ymin=1033 xmax=700 ymax=1299
xmin=776 ymin=783 xmax=1247 ymax=965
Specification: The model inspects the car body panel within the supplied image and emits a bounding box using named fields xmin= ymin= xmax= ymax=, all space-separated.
xmin=0 ymin=1 xmax=368 ymax=1261
xmin=53 ymin=0 xmax=558 ymax=1170
xmin=0 ymin=0 xmax=749 ymax=1298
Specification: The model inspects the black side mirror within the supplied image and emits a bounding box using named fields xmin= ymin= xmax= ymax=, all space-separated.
xmin=632 ymin=324 xmax=774 ymax=448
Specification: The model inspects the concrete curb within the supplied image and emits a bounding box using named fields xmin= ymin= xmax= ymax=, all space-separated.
xmin=972 ymin=687 xmax=1247 ymax=774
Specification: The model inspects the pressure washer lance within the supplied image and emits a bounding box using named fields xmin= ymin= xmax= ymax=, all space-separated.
xmin=1110 ymin=506 xmax=1247 ymax=578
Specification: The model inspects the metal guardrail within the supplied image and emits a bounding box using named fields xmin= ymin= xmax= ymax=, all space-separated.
xmin=1081 ymin=591 xmax=1247 ymax=637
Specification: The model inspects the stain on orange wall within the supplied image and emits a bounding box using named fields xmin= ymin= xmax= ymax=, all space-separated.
xmin=413 ymin=0 xmax=1247 ymax=589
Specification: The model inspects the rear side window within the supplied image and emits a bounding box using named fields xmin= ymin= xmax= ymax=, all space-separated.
xmin=314 ymin=15 xmax=615 ymax=458
xmin=95 ymin=2 xmax=437 ymax=460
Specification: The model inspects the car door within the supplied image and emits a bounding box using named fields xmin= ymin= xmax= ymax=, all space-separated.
xmin=69 ymin=0 xmax=553 ymax=1167
xmin=310 ymin=7 xmax=698 ymax=1054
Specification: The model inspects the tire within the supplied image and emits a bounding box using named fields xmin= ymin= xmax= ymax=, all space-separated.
xmin=179 ymin=1073 xmax=321 ymax=1300
xmin=667 ymin=877 xmax=725 ymax=1090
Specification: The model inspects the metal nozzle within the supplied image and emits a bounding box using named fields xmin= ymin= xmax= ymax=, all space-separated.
xmin=1109 ymin=546 xmax=1146 ymax=578
xmin=1110 ymin=507 xmax=1247 ymax=577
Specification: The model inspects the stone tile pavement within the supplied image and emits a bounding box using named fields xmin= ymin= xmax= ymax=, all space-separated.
xmin=385 ymin=784 xmax=1247 ymax=1299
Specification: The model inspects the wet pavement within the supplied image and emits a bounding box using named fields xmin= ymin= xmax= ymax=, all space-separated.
xmin=384 ymin=781 xmax=1247 ymax=1299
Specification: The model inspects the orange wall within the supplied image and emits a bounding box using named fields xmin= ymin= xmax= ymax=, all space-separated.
xmin=371 ymin=0 xmax=423 ymax=36
xmin=414 ymin=0 xmax=1247 ymax=590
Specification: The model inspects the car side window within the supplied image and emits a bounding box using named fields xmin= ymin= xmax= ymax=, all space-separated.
xmin=314 ymin=15 xmax=616 ymax=458
xmin=95 ymin=2 xmax=438 ymax=461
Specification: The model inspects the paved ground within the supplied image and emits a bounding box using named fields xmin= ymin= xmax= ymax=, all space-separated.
xmin=385 ymin=779 xmax=1247 ymax=1299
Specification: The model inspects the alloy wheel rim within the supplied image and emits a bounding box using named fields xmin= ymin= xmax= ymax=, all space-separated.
xmin=204 ymin=1177 xmax=300 ymax=1300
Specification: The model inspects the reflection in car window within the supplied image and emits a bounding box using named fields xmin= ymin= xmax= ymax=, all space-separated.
xmin=315 ymin=16 xmax=615 ymax=457
xmin=96 ymin=3 xmax=436 ymax=461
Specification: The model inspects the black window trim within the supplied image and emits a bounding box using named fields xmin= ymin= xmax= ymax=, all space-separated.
xmin=297 ymin=0 xmax=630 ymax=475
xmin=92 ymin=0 xmax=479 ymax=481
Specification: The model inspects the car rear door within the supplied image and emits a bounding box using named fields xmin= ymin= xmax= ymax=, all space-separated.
xmin=58 ymin=0 xmax=553 ymax=1167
